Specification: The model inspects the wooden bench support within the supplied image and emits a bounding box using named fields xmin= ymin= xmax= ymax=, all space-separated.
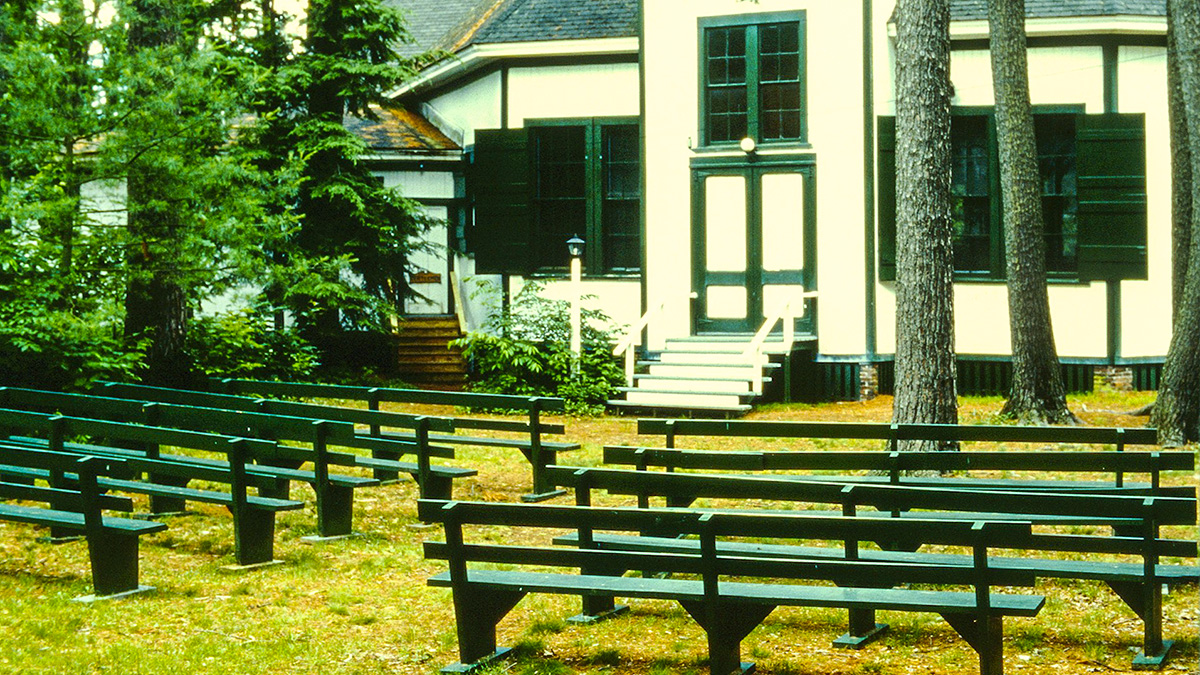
xmin=1107 ymin=580 xmax=1173 ymax=670
xmin=833 ymin=608 xmax=889 ymax=649
xmin=941 ymin=613 xmax=1005 ymax=675
xmin=679 ymin=600 xmax=772 ymax=675
xmin=442 ymin=588 xmax=526 ymax=673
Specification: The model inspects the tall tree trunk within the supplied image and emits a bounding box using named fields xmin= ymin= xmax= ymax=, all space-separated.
xmin=123 ymin=0 xmax=193 ymax=386
xmin=892 ymin=0 xmax=958 ymax=450
xmin=988 ymin=0 xmax=1077 ymax=424
xmin=1168 ymin=4 xmax=1193 ymax=320
xmin=1152 ymin=0 xmax=1200 ymax=445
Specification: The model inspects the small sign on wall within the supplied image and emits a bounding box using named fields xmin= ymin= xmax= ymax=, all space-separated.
xmin=411 ymin=272 xmax=442 ymax=284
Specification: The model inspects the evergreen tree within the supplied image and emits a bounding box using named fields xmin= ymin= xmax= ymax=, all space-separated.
xmin=1152 ymin=0 xmax=1200 ymax=445
xmin=988 ymin=0 xmax=1076 ymax=424
xmin=892 ymin=0 xmax=959 ymax=450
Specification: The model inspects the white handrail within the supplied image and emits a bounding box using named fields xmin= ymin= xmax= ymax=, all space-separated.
xmin=449 ymin=269 xmax=470 ymax=335
xmin=743 ymin=290 xmax=818 ymax=394
xmin=613 ymin=293 xmax=696 ymax=387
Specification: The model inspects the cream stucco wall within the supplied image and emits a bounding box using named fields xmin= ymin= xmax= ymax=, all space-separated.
xmin=643 ymin=0 xmax=869 ymax=352
xmin=869 ymin=19 xmax=1169 ymax=361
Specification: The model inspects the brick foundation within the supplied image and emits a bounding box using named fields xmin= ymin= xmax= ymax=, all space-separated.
xmin=859 ymin=362 xmax=879 ymax=401
xmin=1094 ymin=365 xmax=1134 ymax=392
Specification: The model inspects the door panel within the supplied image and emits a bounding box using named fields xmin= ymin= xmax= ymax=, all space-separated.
xmin=693 ymin=162 xmax=816 ymax=335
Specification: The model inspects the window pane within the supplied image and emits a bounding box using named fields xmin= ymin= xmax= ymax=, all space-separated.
xmin=757 ymin=22 xmax=802 ymax=141
xmin=602 ymin=124 xmax=641 ymax=272
xmin=532 ymin=126 xmax=586 ymax=268
xmin=1036 ymin=114 xmax=1078 ymax=273
xmin=950 ymin=116 xmax=992 ymax=273
xmin=706 ymin=26 xmax=748 ymax=143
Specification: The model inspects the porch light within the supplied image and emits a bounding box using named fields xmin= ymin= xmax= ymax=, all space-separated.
xmin=567 ymin=234 xmax=585 ymax=258
xmin=567 ymin=235 xmax=585 ymax=377
xmin=740 ymin=136 xmax=757 ymax=154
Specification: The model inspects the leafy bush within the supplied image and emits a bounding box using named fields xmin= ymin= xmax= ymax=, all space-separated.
xmin=185 ymin=309 xmax=319 ymax=380
xmin=451 ymin=280 xmax=625 ymax=415
xmin=0 ymin=300 xmax=142 ymax=390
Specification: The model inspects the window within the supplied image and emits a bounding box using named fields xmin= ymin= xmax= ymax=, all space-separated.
xmin=469 ymin=119 xmax=641 ymax=275
xmin=701 ymin=13 xmax=806 ymax=146
xmin=878 ymin=112 xmax=1145 ymax=282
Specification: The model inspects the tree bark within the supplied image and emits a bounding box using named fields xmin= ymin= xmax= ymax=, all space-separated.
xmin=988 ymin=0 xmax=1077 ymax=424
xmin=892 ymin=0 xmax=959 ymax=450
xmin=123 ymin=0 xmax=193 ymax=387
xmin=1152 ymin=0 xmax=1200 ymax=445
xmin=1168 ymin=4 xmax=1193 ymax=320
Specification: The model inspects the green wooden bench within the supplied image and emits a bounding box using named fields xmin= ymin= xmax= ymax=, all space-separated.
xmin=1 ymin=388 xmax=473 ymax=503
xmin=0 ymin=388 xmax=399 ymax=538
xmin=98 ymin=382 xmax=462 ymax=484
xmin=420 ymin=498 xmax=1043 ymax=675
xmin=0 ymin=451 xmax=165 ymax=598
xmin=212 ymin=378 xmax=577 ymax=501
xmin=546 ymin=465 xmax=1197 ymax=668
xmin=603 ymin=445 xmax=1194 ymax=496
xmin=0 ymin=409 xmax=305 ymax=566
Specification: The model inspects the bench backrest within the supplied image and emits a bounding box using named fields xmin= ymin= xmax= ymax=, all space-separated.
xmin=418 ymin=498 xmax=1033 ymax=588
xmin=0 ymin=407 xmax=279 ymax=457
xmin=604 ymin=446 xmax=1192 ymax=491
xmin=212 ymin=378 xmax=568 ymax=435
xmin=637 ymin=419 xmax=1159 ymax=449
xmin=99 ymin=382 xmax=455 ymax=433
xmin=545 ymin=465 xmax=1198 ymax=562
xmin=0 ymin=450 xmax=134 ymax=512
xmin=0 ymin=388 xmax=358 ymax=445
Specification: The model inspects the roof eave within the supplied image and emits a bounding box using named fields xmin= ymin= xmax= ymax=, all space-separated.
xmin=390 ymin=36 xmax=640 ymax=99
xmin=887 ymin=15 xmax=1167 ymax=39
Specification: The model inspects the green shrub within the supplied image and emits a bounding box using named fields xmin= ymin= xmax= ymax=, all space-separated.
xmin=0 ymin=299 xmax=142 ymax=390
xmin=185 ymin=308 xmax=319 ymax=380
xmin=451 ymin=280 xmax=625 ymax=415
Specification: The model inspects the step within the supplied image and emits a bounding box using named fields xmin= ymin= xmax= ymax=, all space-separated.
xmin=618 ymin=386 xmax=755 ymax=400
xmin=606 ymin=399 xmax=752 ymax=414
xmin=657 ymin=350 xmax=765 ymax=366
xmin=620 ymin=390 xmax=751 ymax=409
xmin=631 ymin=376 xmax=754 ymax=394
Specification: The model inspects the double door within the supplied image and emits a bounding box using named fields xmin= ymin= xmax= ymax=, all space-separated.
xmin=692 ymin=162 xmax=816 ymax=334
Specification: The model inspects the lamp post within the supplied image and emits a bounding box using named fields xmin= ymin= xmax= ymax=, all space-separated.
xmin=567 ymin=235 xmax=585 ymax=377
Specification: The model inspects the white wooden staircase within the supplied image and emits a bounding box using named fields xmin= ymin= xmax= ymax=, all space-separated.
xmin=607 ymin=291 xmax=817 ymax=415
xmin=607 ymin=335 xmax=792 ymax=414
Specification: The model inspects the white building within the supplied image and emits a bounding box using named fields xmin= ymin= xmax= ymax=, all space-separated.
xmin=380 ymin=0 xmax=1168 ymax=409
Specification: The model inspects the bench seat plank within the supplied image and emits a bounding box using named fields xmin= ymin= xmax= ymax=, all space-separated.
xmin=0 ymin=503 xmax=166 ymax=534
xmin=428 ymin=569 xmax=1045 ymax=616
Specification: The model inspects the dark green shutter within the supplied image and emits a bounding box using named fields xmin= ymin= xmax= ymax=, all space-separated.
xmin=470 ymin=128 xmax=531 ymax=274
xmin=1076 ymin=113 xmax=1147 ymax=280
xmin=877 ymin=116 xmax=897 ymax=281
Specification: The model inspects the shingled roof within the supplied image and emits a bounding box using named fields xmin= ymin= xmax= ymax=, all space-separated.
xmin=344 ymin=106 xmax=460 ymax=154
xmin=949 ymin=0 xmax=1165 ymax=20
xmin=387 ymin=0 xmax=636 ymax=56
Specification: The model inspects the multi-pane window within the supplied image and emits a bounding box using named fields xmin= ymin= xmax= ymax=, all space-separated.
xmin=948 ymin=112 xmax=1079 ymax=276
xmin=702 ymin=15 xmax=805 ymax=146
xmin=530 ymin=120 xmax=641 ymax=273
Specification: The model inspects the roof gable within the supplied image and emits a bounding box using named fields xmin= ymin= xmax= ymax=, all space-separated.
xmin=949 ymin=0 xmax=1165 ymax=20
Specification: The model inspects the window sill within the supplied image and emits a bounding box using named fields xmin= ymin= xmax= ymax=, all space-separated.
xmin=527 ymin=270 xmax=642 ymax=281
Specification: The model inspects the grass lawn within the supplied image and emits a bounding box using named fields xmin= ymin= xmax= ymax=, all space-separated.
xmin=0 ymin=390 xmax=1195 ymax=675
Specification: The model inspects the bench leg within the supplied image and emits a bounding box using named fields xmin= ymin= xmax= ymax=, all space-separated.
xmin=1107 ymin=581 xmax=1174 ymax=669
xmin=411 ymin=472 xmax=454 ymax=501
xmin=941 ymin=613 xmax=1005 ymax=675
xmin=519 ymin=448 xmax=566 ymax=503
xmin=231 ymin=506 xmax=277 ymax=566
xmin=371 ymin=447 xmax=401 ymax=484
xmin=147 ymin=474 xmax=192 ymax=515
xmin=680 ymin=601 xmax=774 ymax=675
xmin=569 ymin=565 xmax=631 ymax=624
xmin=315 ymin=484 xmax=354 ymax=539
xmin=441 ymin=588 xmax=526 ymax=673
xmin=833 ymin=608 xmax=889 ymax=649
xmin=85 ymin=531 xmax=148 ymax=598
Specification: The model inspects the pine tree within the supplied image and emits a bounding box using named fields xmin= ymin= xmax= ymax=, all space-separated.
xmin=1152 ymin=0 xmax=1200 ymax=445
xmin=892 ymin=0 xmax=959 ymax=450
xmin=988 ymin=0 xmax=1077 ymax=424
